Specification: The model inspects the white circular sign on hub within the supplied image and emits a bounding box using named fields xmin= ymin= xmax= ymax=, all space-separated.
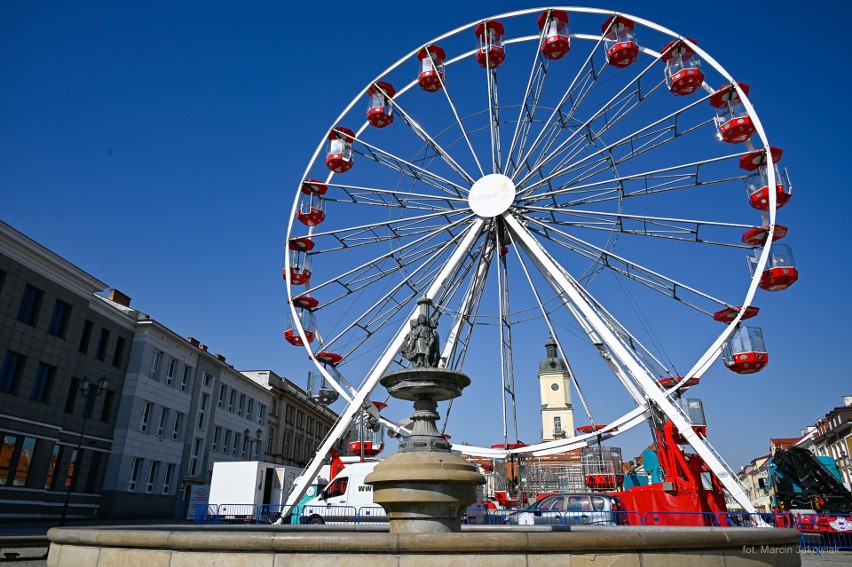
xmin=468 ymin=174 xmax=516 ymax=218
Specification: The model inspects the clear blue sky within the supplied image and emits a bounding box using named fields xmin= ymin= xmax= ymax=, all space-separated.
xmin=2 ymin=1 xmax=850 ymax=471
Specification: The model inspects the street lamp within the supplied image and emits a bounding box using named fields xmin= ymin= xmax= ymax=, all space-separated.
xmin=245 ymin=428 xmax=262 ymax=460
xmin=59 ymin=375 xmax=108 ymax=526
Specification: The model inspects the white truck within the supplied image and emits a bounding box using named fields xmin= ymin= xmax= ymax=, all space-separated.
xmin=299 ymin=461 xmax=385 ymax=524
xmin=207 ymin=461 xmax=303 ymax=522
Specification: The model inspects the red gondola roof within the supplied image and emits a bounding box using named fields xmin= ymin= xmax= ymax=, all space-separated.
xmin=301 ymin=179 xmax=328 ymax=195
xmin=367 ymin=81 xmax=396 ymax=99
xmin=490 ymin=442 xmax=527 ymax=450
xmin=601 ymin=15 xmax=635 ymax=33
xmin=658 ymin=376 xmax=700 ymax=388
xmin=576 ymin=425 xmax=608 ymax=434
xmin=291 ymin=294 xmax=319 ymax=309
xmin=709 ymin=82 xmax=750 ymax=108
xmin=713 ymin=305 xmax=760 ymax=323
xmin=739 ymin=146 xmax=783 ymax=171
xmin=288 ymin=237 xmax=315 ymax=251
xmin=475 ymin=19 xmax=505 ymax=39
xmin=538 ymin=9 xmax=568 ymax=29
xmin=315 ymin=351 xmax=343 ymax=365
xmin=661 ymin=38 xmax=698 ymax=62
xmin=328 ymin=126 xmax=355 ymax=141
xmin=417 ymin=44 xmax=446 ymax=61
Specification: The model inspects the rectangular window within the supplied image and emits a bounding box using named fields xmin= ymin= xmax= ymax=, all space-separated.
xmin=100 ymin=390 xmax=115 ymax=423
xmin=112 ymin=337 xmax=126 ymax=368
xmin=0 ymin=351 xmax=26 ymax=394
xmin=212 ymin=426 xmax=222 ymax=451
xmin=0 ymin=436 xmax=36 ymax=487
xmin=242 ymin=436 xmax=249 ymax=459
xmin=45 ymin=444 xmax=62 ymax=490
xmin=286 ymin=406 xmax=294 ymax=424
xmin=146 ymin=460 xmax=160 ymax=493
xmin=47 ymin=300 xmax=72 ymax=338
xmin=238 ymin=394 xmax=245 ymax=417
xmin=172 ymin=412 xmax=184 ymax=440
xmin=0 ymin=434 xmax=18 ymax=485
xmin=64 ymin=377 xmax=79 ymax=413
xmin=296 ymin=411 xmax=304 ymax=429
xmin=228 ymin=390 xmax=236 ymax=412
xmin=197 ymin=393 xmax=209 ymax=429
xmin=218 ymin=384 xmax=227 ymax=408
xmin=223 ymin=430 xmax=231 ymax=454
xmin=94 ymin=329 xmax=110 ymax=361
xmin=140 ymin=401 xmax=153 ymax=432
xmin=30 ymin=362 xmax=55 ymax=402
xmin=247 ymin=399 xmax=254 ymax=421
xmin=17 ymin=284 xmax=44 ymax=325
xmin=306 ymin=417 xmax=314 ymax=434
xmin=149 ymin=350 xmax=162 ymax=380
xmin=166 ymin=358 xmax=177 ymax=386
xmin=163 ymin=463 xmax=175 ymax=494
xmin=78 ymin=320 xmax=93 ymax=353
xmin=283 ymin=435 xmax=290 ymax=459
xmin=85 ymin=451 xmax=102 ymax=493
xmin=203 ymin=373 xmax=213 ymax=388
xmin=156 ymin=407 xmax=170 ymax=437
xmin=128 ymin=457 xmax=141 ymax=491
xmin=257 ymin=404 xmax=265 ymax=425
xmin=189 ymin=439 xmax=203 ymax=476
xmin=234 ymin=433 xmax=242 ymax=457
xmin=64 ymin=449 xmax=78 ymax=490
xmin=180 ymin=366 xmax=191 ymax=392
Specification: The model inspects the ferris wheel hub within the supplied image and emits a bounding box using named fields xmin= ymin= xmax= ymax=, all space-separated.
xmin=468 ymin=174 xmax=516 ymax=218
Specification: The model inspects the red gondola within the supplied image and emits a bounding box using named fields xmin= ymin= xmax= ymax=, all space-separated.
xmin=738 ymin=147 xmax=783 ymax=172
xmin=749 ymin=244 xmax=798 ymax=291
xmin=537 ymin=10 xmax=570 ymax=60
xmin=417 ymin=44 xmax=446 ymax=92
xmin=287 ymin=237 xmax=314 ymax=286
xmin=712 ymin=306 xmax=759 ymax=323
xmin=325 ymin=127 xmax=355 ymax=173
xmin=602 ymin=16 xmax=638 ymax=67
xmin=315 ymin=351 xmax=343 ymax=366
xmin=710 ymin=83 xmax=755 ymax=143
xmin=741 ymin=225 xmax=788 ymax=246
xmin=291 ymin=294 xmax=319 ymax=310
xmin=297 ymin=180 xmax=327 ymax=227
xmin=366 ymin=81 xmax=396 ymax=128
xmin=745 ymin=163 xmax=793 ymax=211
xmin=661 ymin=39 xmax=704 ymax=95
xmin=475 ymin=20 xmax=505 ymax=69
xmin=283 ymin=309 xmax=315 ymax=346
xmin=576 ymin=425 xmax=608 ymax=434
xmin=722 ymin=326 xmax=768 ymax=374
xmin=657 ymin=376 xmax=701 ymax=389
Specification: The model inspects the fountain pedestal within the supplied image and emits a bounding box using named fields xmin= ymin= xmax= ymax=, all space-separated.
xmin=365 ymin=367 xmax=485 ymax=533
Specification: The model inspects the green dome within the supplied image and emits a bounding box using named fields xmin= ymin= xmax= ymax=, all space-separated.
xmin=540 ymin=336 xmax=568 ymax=373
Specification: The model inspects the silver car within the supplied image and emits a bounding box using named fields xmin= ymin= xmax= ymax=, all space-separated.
xmin=505 ymin=493 xmax=621 ymax=526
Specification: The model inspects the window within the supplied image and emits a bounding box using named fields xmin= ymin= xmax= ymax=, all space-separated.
xmin=128 ymin=457 xmax=142 ymax=491
xmin=140 ymin=401 xmax=153 ymax=432
xmin=223 ymin=430 xmax=231 ymax=454
xmin=78 ymin=320 xmax=93 ymax=353
xmin=268 ymin=426 xmax=276 ymax=453
xmin=64 ymin=377 xmax=79 ymax=413
xmin=146 ymin=461 xmax=160 ymax=493
xmin=0 ymin=351 xmax=26 ymax=394
xmin=286 ymin=406 xmax=294 ymax=424
xmin=166 ymin=358 xmax=177 ymax=386
xmin=296 ymin=411 xmax=305 ymax=429
xmin=156 ymin=407 xmax=170 ymax=437
xmin=203 ymin=373 xmax=213 ymax=388
xmin=85 ymin=452 xmax=102 ymax=493
xmin=149 ymin=350 xmax=162 ymax=380
xmin=306 ymin=417 xmax=314 ymax=434
xmin=100 ymin=390 xmax=115 ymax=423
xmin=212 ymin=427 xmax=222 ymax=451
xmin=233 ymin=433 xmax=241 ymax=457
xmin=172 ymin=412 xmax=184 ymax=440
xmin=82 ymin=383 xmax=97 ymax=418
xmin=112 ymin=337 xmax=126 ymax=368
xmin=554 ymin=416 xmax=562 ymax=435
xmin=228 ymin=390 xmax=236 ymax=412
xmin=247 ymin=399 xmax=254 ymax=421
xmin=238 ymin=394 xmax=245 ymax=417
xmin=218 ymin=385 xmax=227 ymax=408
xmin=163 ymin=463 xmax=175 ymax=494
xmin=64 ymin=449 xmax=78 ymax=490
xmin=241 ymin=435 xmax=249 ymax=459
xmin=197 ymin=394 xmax=209 ymax=429
xmin=257 ymin=404 xmax=265 ymax=425
xmin=94 ymin=329 xmax=110 ymax=361
xmin=47 ymin=300 xmax=72 ymax=338
xmin=30 ymin=362 xmax=55 ymax=402
xmin=0 ymin=435 xmax=36 ymax=487
xmin=189 ymin=439 xmax=203 ymax=476
xmin=45 ymin=445 xmax=61 ymax=490
xmin=283 ymin=435 xmax=290 ymax=459
xmin=17 ymin=284 xmax=43 ymax=325
xmin=180 ymin=366 xmax=191 ymax=392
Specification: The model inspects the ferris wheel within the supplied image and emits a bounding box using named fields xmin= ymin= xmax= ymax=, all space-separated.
xmin=282 ymin=7 xmax=797 ymax=512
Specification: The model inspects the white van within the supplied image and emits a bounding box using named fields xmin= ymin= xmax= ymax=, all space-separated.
xmin=299 ymin=461 xmax=386 ymax=524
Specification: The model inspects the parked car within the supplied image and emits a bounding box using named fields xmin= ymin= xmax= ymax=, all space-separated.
xmin=504 ymin=493 xmax=622 ymax=526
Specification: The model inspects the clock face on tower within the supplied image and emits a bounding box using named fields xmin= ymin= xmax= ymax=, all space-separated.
xmin=550 ymin=383 xmax=559 ymax=391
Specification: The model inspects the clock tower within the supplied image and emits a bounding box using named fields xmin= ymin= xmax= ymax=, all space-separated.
xmin=538 ymin=336 xmax=574 ymax=441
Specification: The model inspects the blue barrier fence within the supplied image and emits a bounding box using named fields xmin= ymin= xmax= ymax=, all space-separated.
xmin=194 ymin=503 xmax=852 ymax=549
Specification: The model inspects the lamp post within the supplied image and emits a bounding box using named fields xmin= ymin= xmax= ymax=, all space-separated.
xmin=245 ymin=428 xmax=262 ymax=460
xmin=59 ymin=375 xmax=108 ymax=526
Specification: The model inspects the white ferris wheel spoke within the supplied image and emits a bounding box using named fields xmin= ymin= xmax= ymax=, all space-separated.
xmin=327 ymin=182 xmax=468 ymax=209
xmin=434 ymin=53 xmax=487 ymax=179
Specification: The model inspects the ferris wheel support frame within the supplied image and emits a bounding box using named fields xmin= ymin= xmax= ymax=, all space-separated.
xmin=286 ymin=219 xmax=486 ymax=507
xmin=502 ymin=212 xmax=755 ymax=514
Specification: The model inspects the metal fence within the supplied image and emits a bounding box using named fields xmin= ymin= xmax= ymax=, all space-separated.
xmin=194 ymin=503 xmax=852 ymax=549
